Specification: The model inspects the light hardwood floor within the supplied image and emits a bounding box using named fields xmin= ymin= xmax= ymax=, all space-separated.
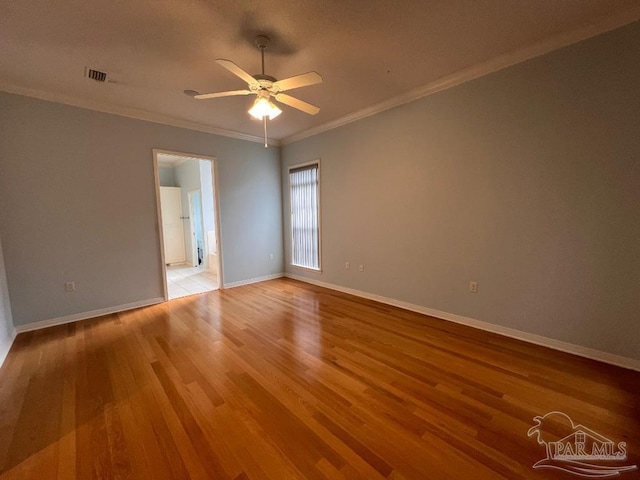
xmin=0 ymin=278 xmax=638 ymax=479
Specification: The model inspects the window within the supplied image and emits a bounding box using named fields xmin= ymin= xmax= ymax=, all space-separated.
xmin=289 ymin=161 xmax=321 ymax=270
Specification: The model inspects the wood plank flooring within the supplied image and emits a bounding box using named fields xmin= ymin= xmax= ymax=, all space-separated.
xmin=0 ymin=278 xmax=639 ymax=479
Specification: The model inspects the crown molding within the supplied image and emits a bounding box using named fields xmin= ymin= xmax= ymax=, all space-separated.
xmin=2 ymin=8 xmax=637 ymax=149
xmin=0 ymin=83 xmax=280 ymax=146
xmin=282 ymin=8 xmax=640 ymax=146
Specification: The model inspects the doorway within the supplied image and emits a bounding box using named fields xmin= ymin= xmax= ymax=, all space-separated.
xmin=153 ymin=149 xmax=223 ymax=300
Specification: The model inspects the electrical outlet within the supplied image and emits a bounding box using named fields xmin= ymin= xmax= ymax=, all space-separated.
xmin=470 ymin=281 xmax=478 ymax=293
xmin=345 ymin=261 xmax=350 ymax=270
xmin=269 ymin=253 xmax=274 ymax=260
xmin=65 ymin=281 xmax=75 ymax=292
xmin=359 ymin=264 xmax=364 ymax=272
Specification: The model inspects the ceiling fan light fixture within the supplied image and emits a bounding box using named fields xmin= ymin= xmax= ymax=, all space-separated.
xmin=191 ymin=34 xmax=322 ymax=131
xmin=249 ymin=96 xmax=282 ymax=120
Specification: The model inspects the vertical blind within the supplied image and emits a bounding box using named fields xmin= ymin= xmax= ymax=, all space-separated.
xmin=290 ymin=163 xmax=320 ymax=270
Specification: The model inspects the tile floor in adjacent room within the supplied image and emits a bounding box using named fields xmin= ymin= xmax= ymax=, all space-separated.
xmin=166 ymin=263 xmax=218 ymax=299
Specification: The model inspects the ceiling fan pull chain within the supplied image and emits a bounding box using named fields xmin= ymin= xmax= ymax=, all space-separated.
xmin=264 ymin=116 xmax=268 ymax=148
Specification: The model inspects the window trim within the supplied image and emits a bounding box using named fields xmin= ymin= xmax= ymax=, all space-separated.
xmin=288 ymin=159 xmax=322 ymax=272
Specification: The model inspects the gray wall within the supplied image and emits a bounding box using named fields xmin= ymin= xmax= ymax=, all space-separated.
xmin=0 ymin=237 xmax=15 ymax=364
xmin=0 ymin=93 xmax=283 ymax=327
xmin=158 ymin=166 xmax=176 ymax=186
xmin=282 ymin=23 xmax=640 ymax=360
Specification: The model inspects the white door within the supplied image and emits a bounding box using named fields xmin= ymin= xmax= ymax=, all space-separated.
xmin=160 ymin=186 xmax=186 ymax=264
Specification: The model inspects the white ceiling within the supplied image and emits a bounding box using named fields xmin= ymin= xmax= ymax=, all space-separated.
xmin=1 ymin=1 xmax=639 ymax=144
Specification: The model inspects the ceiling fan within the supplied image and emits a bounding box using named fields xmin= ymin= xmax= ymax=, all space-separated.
xmin=187 ymin=35 xmax=322 ymax=147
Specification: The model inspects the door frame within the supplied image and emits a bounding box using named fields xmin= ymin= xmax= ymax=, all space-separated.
xmin=152 ymin=149 xmax=224 ymax=300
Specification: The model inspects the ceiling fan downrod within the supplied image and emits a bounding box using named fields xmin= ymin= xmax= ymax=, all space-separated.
xmin=256 ymin=35 xmax=272 ymax=148
xmin=255 ymin=35 xmax=270 ymax=76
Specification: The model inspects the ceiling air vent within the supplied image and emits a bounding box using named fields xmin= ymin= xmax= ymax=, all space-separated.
xmin=84 ymin=67 xmax=108 ymax=82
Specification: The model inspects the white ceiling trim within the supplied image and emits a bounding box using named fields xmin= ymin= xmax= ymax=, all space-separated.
xmin=157 ymin=151 xmax=216 ymax=167
xmin=157 ymin=154 xmax=188 ymax=167
xmin=0 ymin=82 xmax=279 ymax=146
xmin=282 ymin=8 xmax=640 ymax=146
xmin=2 ymin=6 xmax=637 ymax=149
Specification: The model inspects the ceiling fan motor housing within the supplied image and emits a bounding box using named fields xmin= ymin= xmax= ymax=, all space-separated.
xmin=253 ymin=74 xmax=277 ymax=83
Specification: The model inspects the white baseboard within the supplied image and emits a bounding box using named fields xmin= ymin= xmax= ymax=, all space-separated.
xmin=224 ymin=272 xmax=285 ymax=289
xmin=285 ymin=274 xmax=640 ymax=372
xmin=14 ymin=297 xmax=165 ymax=334
xmin=0 ymin=327 xmax=17 ymax=370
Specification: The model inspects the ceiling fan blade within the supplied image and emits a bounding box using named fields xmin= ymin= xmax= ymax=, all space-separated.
xmin=274 ymin=93 xmax=320 ymax=115
xmin=273 ymin=72 xmax=323 ymax=92
xmin=194 ymin=90 xmax=253 ymax=100
xmin=215 ymin=59 xmax=258 ymax=86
